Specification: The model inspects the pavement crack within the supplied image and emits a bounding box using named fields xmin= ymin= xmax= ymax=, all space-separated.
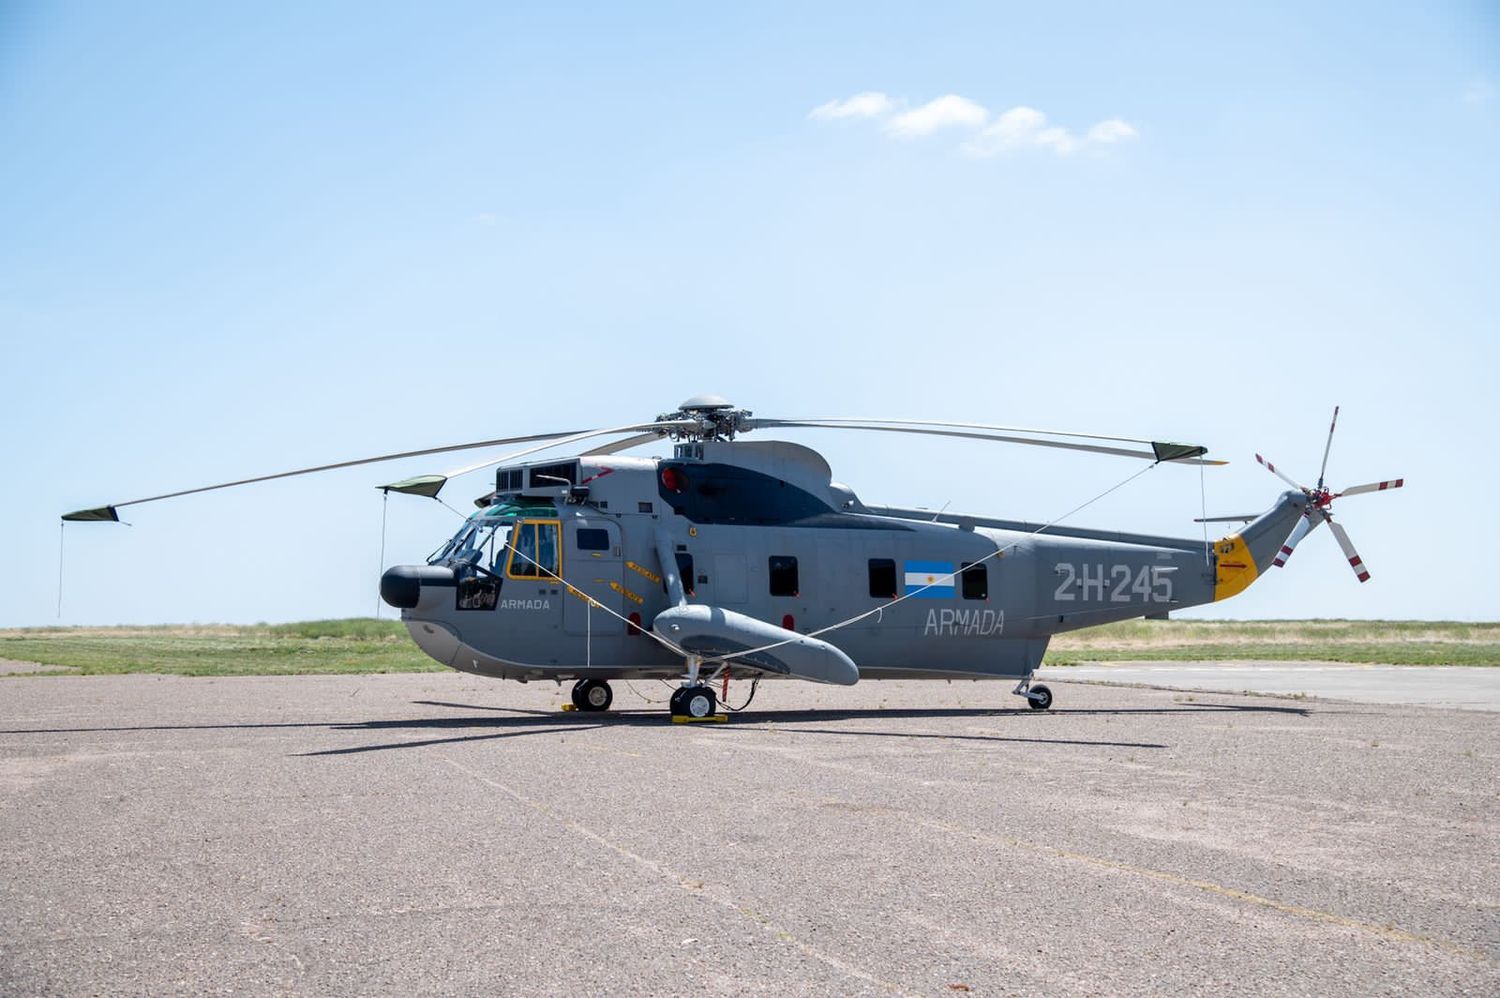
xmin=913 ymin=816 xmax=1490 ymax=962
xmin=441 ymin=755 xmax=920 ymax=996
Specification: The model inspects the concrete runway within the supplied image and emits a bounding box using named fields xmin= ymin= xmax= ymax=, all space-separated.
xmin=1038 ymin=661 xmax=1500 ymax=711
xmin=2 ymin=672 xmax=1495 ymax=996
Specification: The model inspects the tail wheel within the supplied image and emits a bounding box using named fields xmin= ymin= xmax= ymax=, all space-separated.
xmin=1027 ymin=684 xmax=1053 ymax=711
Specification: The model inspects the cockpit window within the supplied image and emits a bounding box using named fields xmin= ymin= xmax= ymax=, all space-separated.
xmin=429 ymin=506 xmax=533 ymax=569
xmin=507 ymin=520 xmax=561 ymax=579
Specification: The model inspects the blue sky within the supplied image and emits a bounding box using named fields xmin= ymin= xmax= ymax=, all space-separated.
xmin=1 ymin=2 xmax=1495 ymax=626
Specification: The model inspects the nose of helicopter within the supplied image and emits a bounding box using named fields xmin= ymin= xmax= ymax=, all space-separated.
xmin=380 ymin=565 xmax=456 ymax=609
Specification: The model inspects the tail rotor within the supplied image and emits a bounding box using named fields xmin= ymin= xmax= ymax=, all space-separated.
xmin=1254 ymin=407 xmax=1403 ymax=583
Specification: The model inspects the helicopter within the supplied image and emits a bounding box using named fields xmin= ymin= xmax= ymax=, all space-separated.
xmin=63 ymin=397 xmax=1402 ymax=719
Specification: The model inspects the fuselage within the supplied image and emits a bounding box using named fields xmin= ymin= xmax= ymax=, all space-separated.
xmin=383 ymin=440 xmax=1306 ymax=685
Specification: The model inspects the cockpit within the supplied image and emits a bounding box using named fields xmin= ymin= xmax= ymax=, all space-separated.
xmin=430 ymin=502 xmax=561 ymax=579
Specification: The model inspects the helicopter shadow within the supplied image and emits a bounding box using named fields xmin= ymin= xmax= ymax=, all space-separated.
xmin=299 ymin=707 xmax=667 ymax=756
xmin=0 ymin=699 xmax=1317 ymax=757
xmin=294 ymin=696 xmax=1317 ymax=756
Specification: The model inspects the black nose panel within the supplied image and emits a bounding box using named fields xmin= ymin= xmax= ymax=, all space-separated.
xmin=380 ymin=565 xmax=456 ymax=609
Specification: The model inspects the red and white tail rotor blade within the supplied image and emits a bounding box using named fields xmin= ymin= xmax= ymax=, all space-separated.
xmin=1337 ymin=478 xmax=1405 ymax=498
xmin=1315 ymin=405 xmax=1340 ymax=490
xmin=1255 ymin=453 xmax=1307 ymax=492
xmin=1272 ymin=513 xmax=1319 ymax=568
xmin=1326 ymin=519 xmax=1372 ymax=583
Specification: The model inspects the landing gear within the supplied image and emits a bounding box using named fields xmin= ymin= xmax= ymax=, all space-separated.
xmin=1012 ymin=677 xmax=1054 ymax=711
xmin=571 ymin=679 xmax=613 ymax=712
xmin=669 ymin=685 xmax=717 ymax=719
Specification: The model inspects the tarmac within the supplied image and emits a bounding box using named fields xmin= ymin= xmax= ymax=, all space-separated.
xmin=1042 ymin=660 xmax=1500 ymax=711
xmin=1 ymin=669 xmax=1496 ymax=996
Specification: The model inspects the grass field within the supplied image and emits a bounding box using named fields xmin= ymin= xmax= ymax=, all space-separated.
xmin=1045 ymin=619 xmax=1500 ymax=667
xmin=0 ymin=620 xmax=440 ymax=677
xmin=2 ymin=618 xmax=1497 ymax=677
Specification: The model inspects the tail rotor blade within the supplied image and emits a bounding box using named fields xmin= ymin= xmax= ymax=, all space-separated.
xmin=1255 ymin=453 xmax=1307 ymax=491
xmin=1272 ymin=513 xmax=1318 ymax=568
xmin=1338 ymin=478 xmax=1405 ymax=497
xmin=1326 ymin=519 xmax=1371 ymax=583
xmin=1316 ymin=405 xmax=1340 ymax=490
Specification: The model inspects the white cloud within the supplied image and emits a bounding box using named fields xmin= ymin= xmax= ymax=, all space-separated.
xmin=963 ymin=106 xmax=1138 ymax=158
xmin=810 ymin=91 xmax=1138 ymax=159
xmin=808 ymin=91 xmax=895 ymax=121
xmin=1087 ymin=118 xmax=1139 ymax=144
xmin=962 ymin=105 xmax=1046 ymax=154
xmin=885 ymin=94 xmax=988 ymax=138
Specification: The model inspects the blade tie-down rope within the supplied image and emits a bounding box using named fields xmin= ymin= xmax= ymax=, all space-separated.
xmin=56 ymin=522 xmax=65 ymax=620
xmin=1200 ymin=459 xmax=1211 ymax=569
xmin=376 ymin=489 xmax=390 ymax=619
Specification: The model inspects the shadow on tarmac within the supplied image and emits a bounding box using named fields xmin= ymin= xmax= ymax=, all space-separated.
xmin=0 ymin=698 xmax=1314 ymax=757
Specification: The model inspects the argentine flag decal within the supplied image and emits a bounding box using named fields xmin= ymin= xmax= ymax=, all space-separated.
xmin=903 ymin=560 xmax=956 ymax=598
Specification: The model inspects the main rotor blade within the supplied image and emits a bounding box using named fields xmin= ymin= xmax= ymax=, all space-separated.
xmin=1194 ymin=514 xmax=1259 ymax=523
xmin=442 ymin=422 xmax=693 ymax=479
xmin=1271 ymin=513 xmax=1319 ymax=567
xmin=1316 ymin=405 xmax=1340 ymax=490
xmin=1337 ymin=478 xmax=1405 ymax=497
xmin=1255 ymin=453 xmax=1307 ymax=491
xmin=753 ymin=416 xmax=1172 ymax=447
xmin=62 ymin=428 xmax=597 ymax=521
xmin=1326 ymin=519 xmax=1371 ymax=583
xmin=383 ymin=422 xmax=697 ymax=499
xmin=748 ymin=419 xmax=1224 ymax=465
xmin=581 ymin=432 xmax=666 ymax=457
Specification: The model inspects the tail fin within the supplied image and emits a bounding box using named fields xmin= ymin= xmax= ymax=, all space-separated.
xmin=1211 ymin=491 xmax=1310 ymax=602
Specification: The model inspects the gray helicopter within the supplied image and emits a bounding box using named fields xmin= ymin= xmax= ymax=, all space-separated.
xmin=64 ymin=397 xmax=1402 ymax=718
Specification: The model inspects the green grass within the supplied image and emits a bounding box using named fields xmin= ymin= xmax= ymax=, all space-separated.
xmin=0 ymin=619 xmax=442 ymax=677
xmin=1 ymin=618 xmax=1496 ymax=677
xmin=1045 ymin=619 xmax=1500 ymax=667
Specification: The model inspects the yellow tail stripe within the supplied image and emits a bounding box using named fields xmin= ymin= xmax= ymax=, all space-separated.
xmin=1213 ymin=533 xmax=1259 ymax=601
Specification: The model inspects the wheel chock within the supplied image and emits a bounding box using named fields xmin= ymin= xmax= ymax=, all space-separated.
xmin=561 ymin=703 xmax=577 ymax=712
xmin=670 ymin=714 xmax=729 ymax=724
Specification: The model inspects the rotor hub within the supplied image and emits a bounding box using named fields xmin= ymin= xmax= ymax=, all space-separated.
xmin=656 ymin=395 xmax=753 ymax=441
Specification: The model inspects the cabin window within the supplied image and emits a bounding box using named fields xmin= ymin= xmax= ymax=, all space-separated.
xmin=868 ymin=558 xmax=897 ymax=598
xmin=507 ymin=521 xmax=561 ymax=579
xmin=769 ymin=556 xmax=799 ymax=597
xmin=961 ymin=562 xmax=988 ymax=600
xmin=661 ymin=553 xmax=695 ymax=597
xmin=576 ymin=528 xmax=610 ymax=551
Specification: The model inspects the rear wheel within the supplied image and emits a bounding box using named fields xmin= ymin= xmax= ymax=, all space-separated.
xmin=572 ymin=679 xmax=613 ymax=712
xmin=1027 ymin=684 xmax=1053 ymax=711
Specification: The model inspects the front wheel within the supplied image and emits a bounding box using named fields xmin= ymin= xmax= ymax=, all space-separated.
xmin=1027 ymin=684 xmax=1053 ymax=711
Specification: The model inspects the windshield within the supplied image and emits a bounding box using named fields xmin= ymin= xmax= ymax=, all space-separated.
xmin=429 ymin=509 xmax=516 ymax=569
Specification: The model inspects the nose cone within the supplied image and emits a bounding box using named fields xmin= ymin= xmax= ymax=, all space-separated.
xmin=380 ymin=565 xmax=455 ymax=609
